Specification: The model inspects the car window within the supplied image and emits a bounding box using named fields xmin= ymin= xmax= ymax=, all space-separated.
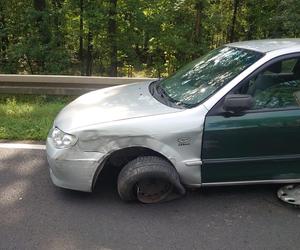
xmin=282 ymin=59 xmax=298 ymax=73
xmin=239 ymin=57 xmax=300 ymax=110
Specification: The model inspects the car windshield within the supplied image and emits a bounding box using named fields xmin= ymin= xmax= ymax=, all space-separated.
xmin=155 ymin=46 xmax=263 ymax=108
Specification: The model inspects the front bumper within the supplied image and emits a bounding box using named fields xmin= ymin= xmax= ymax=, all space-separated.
xmin=46 ymin=137 xmax=105 ymax=192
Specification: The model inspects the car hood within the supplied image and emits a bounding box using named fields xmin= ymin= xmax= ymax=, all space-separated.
xmin=55 ymin=81 xmax=182 ymax=131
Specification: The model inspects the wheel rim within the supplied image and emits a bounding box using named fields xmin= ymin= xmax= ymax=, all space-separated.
xmin=136 ymin=177 xmax=173 ymax=204
xmin=278 ymin=184 xmax=300 ymax=205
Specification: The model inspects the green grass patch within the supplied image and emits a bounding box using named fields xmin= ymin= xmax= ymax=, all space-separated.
xmin=0 ymin=94 xmax=75 ymax=141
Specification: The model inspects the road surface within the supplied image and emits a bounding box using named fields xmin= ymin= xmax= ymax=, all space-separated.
xmin=1 ymin=147 xmax=300 ymax=250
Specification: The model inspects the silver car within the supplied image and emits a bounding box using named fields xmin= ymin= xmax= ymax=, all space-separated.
xmin=47 ymin=39 xmax=300 ymax=203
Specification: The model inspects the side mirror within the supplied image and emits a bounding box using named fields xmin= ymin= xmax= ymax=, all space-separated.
xmin=223 ymin=94 xmax=253 ymax=113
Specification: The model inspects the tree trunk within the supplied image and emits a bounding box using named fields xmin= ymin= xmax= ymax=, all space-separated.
xmin=85 ymin=30 xmax=93 ymax=76
xmin=79 ymin=0 xmax=84 ymax=75
xmin=246 ymin=0 xmax=255 ymax=40
xmin=108 ymin=0 xmax=117 ymax=77
xmin=51 ymin=0 xmax=63 ymax=47
xmin=143 ymin=31 xmax=150 ymax=64
xmin=194 ymin=0 xmax=204 ymax=44
xmin=33 ymin=0 xmax=50 ymax=72
xmin=33 ymin=0 xmax=46 ymax=12
xmin=246 ymin=18 xmax=255 ymax=40
xmin=24 ymin=55 xmax=34 ymax=74
xmin=33 ymin=0 xmax=50 ymax=44
xmin=228 ymin=0 xmax=239 ymax=43
xmin=0 ymin=4 xmax=8 ymax=57
xmin=0 ymin=4 xmax=9 ymax=73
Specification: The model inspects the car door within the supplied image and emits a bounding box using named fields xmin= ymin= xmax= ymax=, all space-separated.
xmin=201 ymin=54 xmax=300 ymax=184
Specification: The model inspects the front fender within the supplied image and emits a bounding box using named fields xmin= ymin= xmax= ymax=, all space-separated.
xmin=75 ymin=108 xmax=206 ymax=186
xmin=81 ymin=135 xmax=202 ymax=186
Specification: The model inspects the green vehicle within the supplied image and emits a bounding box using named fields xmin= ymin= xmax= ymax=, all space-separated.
xmin=47 ymin=39 xmax=300 ymax=203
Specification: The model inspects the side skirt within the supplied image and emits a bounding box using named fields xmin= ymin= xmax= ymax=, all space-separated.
xmin=201 ymin=178 xmax=300 ymax=187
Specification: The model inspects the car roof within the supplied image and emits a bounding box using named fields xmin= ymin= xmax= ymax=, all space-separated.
xmin=227 ymin=38 xmax=300 ymax=53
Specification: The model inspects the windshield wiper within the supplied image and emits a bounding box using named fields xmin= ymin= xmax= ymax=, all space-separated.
xmin=155 ymin=82 xmax=186 ymax=109
xmin=149 ymin=80 xmax=186 ymax=109
xmin=155 ymin=83 xmax=168 ymax=99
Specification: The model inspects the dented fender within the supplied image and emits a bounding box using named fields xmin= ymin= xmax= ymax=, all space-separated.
xmin=72 ymin=106 xmax=207 ymax=186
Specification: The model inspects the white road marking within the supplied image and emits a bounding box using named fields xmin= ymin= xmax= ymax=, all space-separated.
xmin=0 ymin=143 xmax=46 ymax=150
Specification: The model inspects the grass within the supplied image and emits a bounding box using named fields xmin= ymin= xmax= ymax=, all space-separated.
xmin=0 ymin=94 xmax=75 ymax=141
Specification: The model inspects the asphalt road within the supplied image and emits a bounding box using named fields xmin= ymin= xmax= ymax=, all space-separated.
xmin=1 ymin=148 xmax=300 ymax=250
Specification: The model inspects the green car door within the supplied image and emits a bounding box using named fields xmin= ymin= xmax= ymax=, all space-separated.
xmin=201 ymin=55 xmax=300 ymax=184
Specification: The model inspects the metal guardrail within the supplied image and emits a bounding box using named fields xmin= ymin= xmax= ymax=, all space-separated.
xmin=0 ymin=74 xmax=156 ymax=95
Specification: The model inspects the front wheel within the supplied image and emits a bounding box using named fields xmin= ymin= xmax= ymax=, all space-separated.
xmin=117 ymin=156 xmax=185 ymax=204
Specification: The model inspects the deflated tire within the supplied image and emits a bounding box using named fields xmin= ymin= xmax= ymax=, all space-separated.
xmin=117 ymin=156 xmax=186 ymax=203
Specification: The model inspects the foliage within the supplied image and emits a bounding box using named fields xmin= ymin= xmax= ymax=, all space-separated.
xmin=0 ymin=94 xmax=74 ymax=140
xmin=0 ymin=0 xmax=300 ymax=77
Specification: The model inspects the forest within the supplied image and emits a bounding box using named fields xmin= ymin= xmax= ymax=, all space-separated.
xmin=0 ymin=0 xmax=300 ymax=77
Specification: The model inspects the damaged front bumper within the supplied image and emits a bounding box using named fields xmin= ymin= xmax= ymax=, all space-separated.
xmin=46 ymin=137 xmax=104 ymax=192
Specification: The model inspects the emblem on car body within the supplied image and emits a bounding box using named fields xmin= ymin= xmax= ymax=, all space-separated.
xmin=177 ymin=137 xmax=191 ymax=146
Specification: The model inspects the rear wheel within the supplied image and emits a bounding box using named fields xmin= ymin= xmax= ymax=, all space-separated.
xmin=117 ymin=156 xmax=185 ymax=204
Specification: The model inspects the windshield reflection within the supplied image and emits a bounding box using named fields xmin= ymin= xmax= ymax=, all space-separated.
xmin=158 ymin=46 xmax=263 ymax=107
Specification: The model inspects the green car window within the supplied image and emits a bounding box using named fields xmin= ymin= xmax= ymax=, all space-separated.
xmin=245 ymin=57 xmax=300 ymax=110
xmin=282 ymin=58 xmax=298 ymax=73
xmin=158 ymin=46 xmax=263 ymax=107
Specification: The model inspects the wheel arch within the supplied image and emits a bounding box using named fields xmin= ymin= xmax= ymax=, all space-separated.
xmin=92 ymin=146 xmax=177 ymax=190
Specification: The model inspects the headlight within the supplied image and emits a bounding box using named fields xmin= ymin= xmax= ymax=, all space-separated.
xmin=51 ymin=127 xmax=77 ymax=149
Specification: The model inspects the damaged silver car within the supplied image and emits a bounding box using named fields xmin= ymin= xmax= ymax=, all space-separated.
xmin=47 ymin=39 xmax=300 ymax=204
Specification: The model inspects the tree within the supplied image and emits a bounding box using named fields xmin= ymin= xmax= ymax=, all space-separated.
xmin=228 ymin=0 xmax=240 ymax=42
xmin=108 ymin=0 xmax=117 ymax=76
xmin=79 ymin=0 xmax=84 ymax=75
xmin=1 ymin=0 xmax=300 ymax=76
xmin=0 ymin=1 xmax=9 ymax=69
